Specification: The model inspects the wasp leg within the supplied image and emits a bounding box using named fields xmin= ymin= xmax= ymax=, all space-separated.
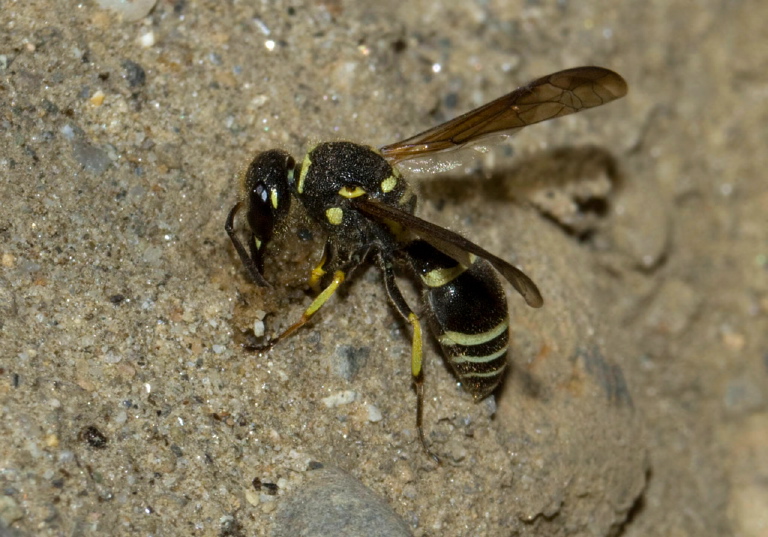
xmin=225 ymin=202 xmax=270 ymax=287
xmin=307 ymin=243 xmax=332 ymax=293
xmin=308 ymin=254 xmax=327 ymax=292
xmin=254 ymin=269 xmax=346 ymax=351
xmin=379 ymin=257 xmax=439 ymax=464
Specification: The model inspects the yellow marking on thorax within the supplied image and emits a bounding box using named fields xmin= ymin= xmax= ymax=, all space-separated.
xmin=339 ymin=185 xmax=366 ymax=198
xmin=325 ymin=207 xmax=344 ymax=225
xmin=380 ymin=175 xmax=398 ymax=193
xmin=270 ymin=189 xmax=279 ymax=209
xmin=297 ymin=153 xmax=312 ymax=194
xmin=438 ymin=319 xmax=509 ymax=347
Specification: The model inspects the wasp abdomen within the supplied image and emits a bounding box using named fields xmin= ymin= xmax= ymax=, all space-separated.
xmin=407 ymin=241 xmax=510 ymax=400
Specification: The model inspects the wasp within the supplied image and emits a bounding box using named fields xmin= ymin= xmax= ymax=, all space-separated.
xmin=226 ymin=66 xmax=627 ymax=458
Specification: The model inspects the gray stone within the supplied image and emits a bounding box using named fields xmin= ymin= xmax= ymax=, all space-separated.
xmin=272 ymin=465 xmax=412 ymax=537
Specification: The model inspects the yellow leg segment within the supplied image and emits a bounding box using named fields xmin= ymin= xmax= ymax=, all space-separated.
xmin=408 ymin=313 xmax=423 ymax=378
xmin=258 ymin=270 xmax=345 ymax=350
xmin=407 ymin=312 xmax=438 ymax=464
xmin=307 ymin=252 xmax=328 ymax=292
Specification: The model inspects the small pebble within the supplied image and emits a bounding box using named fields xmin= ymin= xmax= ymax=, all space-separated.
xmin=122 ymin=59 xmax=147 ymax=87
xmin=245 ymin=489 xmax=259 ymax=506
xmin=253 ymin=319 xmax=265 ymax=338
xmin=366 ymin=404 xmax=383 ymax=423
xmin=89 ymin=90 xmax=105 ymax=106
xmin=72 ymin=139 xmax=111 ymax=175
xmin=139 ymin=31 xmax=155 ymax=48
xmin=321 ymin=390 xmax=358 ymax=407
xmin=0 ymin=495 xmax=23 ymax=526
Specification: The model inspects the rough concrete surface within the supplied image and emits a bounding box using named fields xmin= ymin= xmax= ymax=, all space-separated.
xmin=1 ymin=1 xmax=766 ymax=536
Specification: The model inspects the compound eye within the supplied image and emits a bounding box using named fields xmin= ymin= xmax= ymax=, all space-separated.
xmin=247 ymin=184 xmax=277 ymax=240
xmin=253 ymin=182 xmax=269 ymax=205
xmin=252 ymin=181 xmax=279 ymax=210
xmin=338 ymin=184 xmax=366 ymax=199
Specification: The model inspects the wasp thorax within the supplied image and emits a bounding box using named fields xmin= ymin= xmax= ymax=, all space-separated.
xmin=296 ymin=142 xmax=415 ymax=230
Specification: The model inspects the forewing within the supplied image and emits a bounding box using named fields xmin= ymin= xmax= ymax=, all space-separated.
xmin=380 ymin=66 xmax=628 ymax=163
xmin=353 ymin=198 xmax=543 ymax=308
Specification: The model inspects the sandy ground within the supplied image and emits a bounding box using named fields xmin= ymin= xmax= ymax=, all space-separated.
xmin=2 ymin=1 xmax=767 ymax=536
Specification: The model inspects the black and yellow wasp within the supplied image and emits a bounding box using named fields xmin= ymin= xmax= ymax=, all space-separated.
xmin=226 ymin=66 xmax=627 ymax=457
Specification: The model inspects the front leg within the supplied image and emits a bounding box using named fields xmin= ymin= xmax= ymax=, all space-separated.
xmin=225 ymin=202 xmax=270 ymax=287
xmin=251 ymin=243 xmax=366 ymax=350
xmin=253 ymin=268 xmax=346 ymax=351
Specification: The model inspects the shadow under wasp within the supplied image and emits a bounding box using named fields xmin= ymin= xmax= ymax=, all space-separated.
xmin=225 ymin=66 xmax=628 ymax=460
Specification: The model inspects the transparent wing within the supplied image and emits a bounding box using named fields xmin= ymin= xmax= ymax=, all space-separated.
xmin=380 ymin=66 xmax=627 ymax=163
xmin=353 ymin=197 xmax=543 ymax=308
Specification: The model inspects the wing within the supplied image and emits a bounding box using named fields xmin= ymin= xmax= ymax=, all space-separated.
xmin=380 ymin=66 xmax=627 ymax=163
xmin=353 ymin=197 xmax=543 ymax=308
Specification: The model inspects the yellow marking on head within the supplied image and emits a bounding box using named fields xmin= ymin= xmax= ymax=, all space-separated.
xmin=325 ymin=207 xmax=344 ymax=225
xmin=270 ymin=189 xmax=279 ymax=209
xmin=297 ymin=153 xmax=312 ymax=194
xmin=421 ymin=264 xmax=467 ymax=288
xmin=338 ymin=185 xmax=366 ymax=199
xmin=438 ymin=319 xmax=509 ymax=347
xmin=380 ymin=175 xmax=397 ymax=193
xmin=253 ymin=237 xmax=262 ymax=250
